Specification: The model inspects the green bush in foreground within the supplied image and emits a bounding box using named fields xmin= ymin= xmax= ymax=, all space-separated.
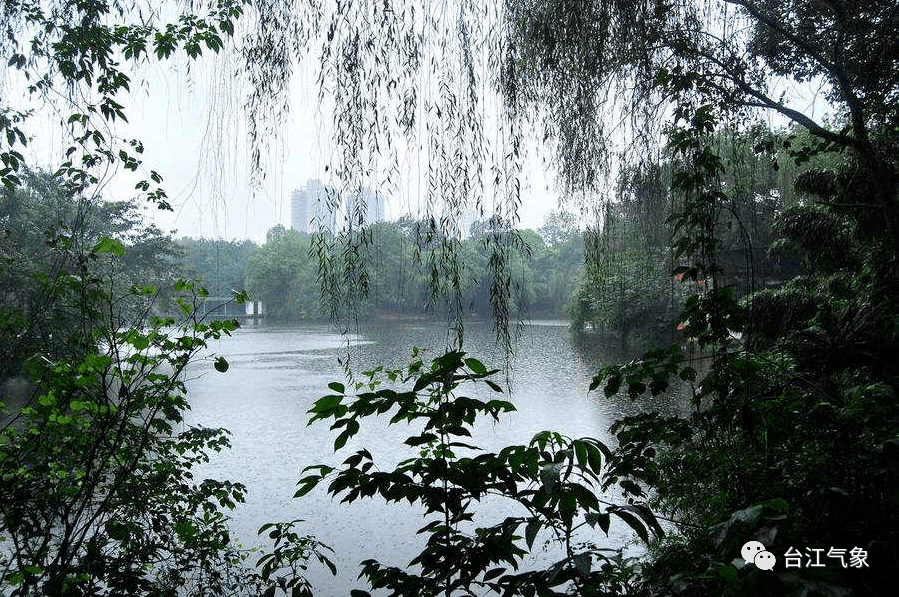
xmin=0 ymin=232 xmax=258 ymax=595
xmin=275 ymin=348 xmax=663 ymax=597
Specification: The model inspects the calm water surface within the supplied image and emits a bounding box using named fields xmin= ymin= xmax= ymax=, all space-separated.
xmin=184 ymin=320 xmax=661 ymax=594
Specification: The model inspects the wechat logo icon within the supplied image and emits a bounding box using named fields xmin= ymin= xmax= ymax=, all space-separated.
xmin=742 ymin=541 xmax=776 ymax=570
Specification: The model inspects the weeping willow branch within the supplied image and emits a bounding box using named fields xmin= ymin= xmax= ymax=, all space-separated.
xmin=229 ymin=0 xmax=896 ymax=349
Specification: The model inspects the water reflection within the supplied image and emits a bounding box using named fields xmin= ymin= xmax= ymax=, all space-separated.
xmin=184 ymin=320 xmax=671 ymax=594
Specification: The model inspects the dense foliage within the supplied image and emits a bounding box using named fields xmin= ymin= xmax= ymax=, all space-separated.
xmin=508 ymin=5 xmax=899 ymax=589
xmin=1 ymin=171 xmax=182 ymax=372
xmin=176 ymin=238 xmax=258 ymax=299
xmin=571 ymin=127 xmax=808 ymax=348
xmin=0 ymin=174 xmax=268 ymax=594
xmin=588 ymin=98 xmax=898 ymax=597
xmin=0 ymin=1 xmax=269 ymax=591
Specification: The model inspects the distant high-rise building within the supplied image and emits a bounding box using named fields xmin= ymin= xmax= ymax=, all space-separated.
xmin=344 ymin=188 xmax=387 ymax=229
xmin=290 ymin=181 xmax=388 ymax=234
xmin=290 ymin=180 xmax=336 ymax=234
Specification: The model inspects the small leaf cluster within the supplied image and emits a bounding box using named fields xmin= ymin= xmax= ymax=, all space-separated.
xmin=255 ymin=520 xmax=336 ymax=597
xmin=1 ymin=0 xmax=247 ymax=204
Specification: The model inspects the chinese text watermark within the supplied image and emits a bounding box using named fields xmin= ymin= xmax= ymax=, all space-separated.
xmin=741 ymin=541 xmax=869 ymax=570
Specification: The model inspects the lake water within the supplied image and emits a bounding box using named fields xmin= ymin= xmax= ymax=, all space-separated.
xmin=183 ymin=319 xmax=667 ymax=594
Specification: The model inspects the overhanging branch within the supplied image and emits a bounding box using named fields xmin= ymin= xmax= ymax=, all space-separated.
xmin=687 ymin=43 xmax=857 ymax=148
xmin=720 ymin=0 xmax=868 ymax=144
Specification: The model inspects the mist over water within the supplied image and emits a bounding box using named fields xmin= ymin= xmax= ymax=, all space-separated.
xmin=184 ymin=320 xmax=659 ymax=594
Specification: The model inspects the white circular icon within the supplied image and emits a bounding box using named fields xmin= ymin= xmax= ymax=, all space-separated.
xmin=754 ymin=550 xmax=776 ymax=570
xmin=741 ymin=540 xmax=766 ymax=564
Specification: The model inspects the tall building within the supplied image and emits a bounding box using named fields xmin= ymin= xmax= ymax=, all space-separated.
xmin=344 ymin=188 xmax=387 ymax=229
xmin=290 ymin=181 xmax=388 ymax=234
xmin=290 ymin=180 xmax=336 ymax=234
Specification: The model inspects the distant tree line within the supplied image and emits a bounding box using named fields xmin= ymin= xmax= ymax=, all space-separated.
xmin=176 ymin=126 xmax=807 ymax=344
xmin=175 ymin=213 xmax=584 ymax=323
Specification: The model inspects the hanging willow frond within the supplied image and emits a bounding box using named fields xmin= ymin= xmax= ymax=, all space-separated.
xmin=231 ymin=0 xmax=896 ymax=349
xmin=240 ymin=0 xmax=528 ymax=350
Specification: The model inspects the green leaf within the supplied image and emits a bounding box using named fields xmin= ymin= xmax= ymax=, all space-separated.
xmin=619 ymin=479 xmax=644 ymax=497
xmin=758 ymin=497 xmax=789 ymax=512
xmin=464 ymin=357 xmax=488 ymax=376
xmin=629 ymin=503 xmax=665 ymax=539
xmin=611 ymin=508 xmax=650 ymax=543
xmin=214 ymin=356 xmax=229 ymax=373
xmin=525 ymin=518 xmax=540 ymax=549
xmin=604 ymin=374 xmax=621 ymax=397
xmin=294 ymin=476 xmax=321 ymax=498
xmin=310 ymin=395 xmax=343 ymax=418
xmin=484 ymin=379 xmax=503 ymax=393
xmin=483 ymin=567 xmax=506 ymax=581
xmin=334 ymin=430 xmax=350 ymax=451
xmin=584 ymin=442 xmax=604 ymax=473
xmin=627 ymin=381 xmax=647 ymax=396
xmin=105 ymin=520 xmax=130 ymax=541
xmin=405 ymin=433 xmax=438 ymax=447
xmin=584 ymin=512 xmax=611 ymax=534
xmin=573 ymin=440 xmax=589 ymax=469
xmin=486 ymin=399 xmax=515 ymax=413
xmin=320 ymin=554 xmax=337 ymax=576
xmin=93 ymin=236 xmax=125 ymax=256
xmin=412 ymin=373 xmax=434 ymax=393
xmin=175 ymin=521 xmax=197 ymax=538
xmin=716 ymin=565 xmax=738 ymax=585
xmin=128 ymin=332 xmax=150 ymax=350
xmin=573 ymin=553 xmax=591 ymax=578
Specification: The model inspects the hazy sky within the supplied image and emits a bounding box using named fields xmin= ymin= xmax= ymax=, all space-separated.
xmin=65 ymin=52 xmax=566 ymax=244
xmin=15 ymin=19 xmax=826 ymax=245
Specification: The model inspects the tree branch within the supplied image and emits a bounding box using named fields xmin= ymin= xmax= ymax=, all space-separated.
xmin=688 ymin=44 xmax=857 ymax=148
xmin=720 ymin=0 xmax=868 ymax=144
